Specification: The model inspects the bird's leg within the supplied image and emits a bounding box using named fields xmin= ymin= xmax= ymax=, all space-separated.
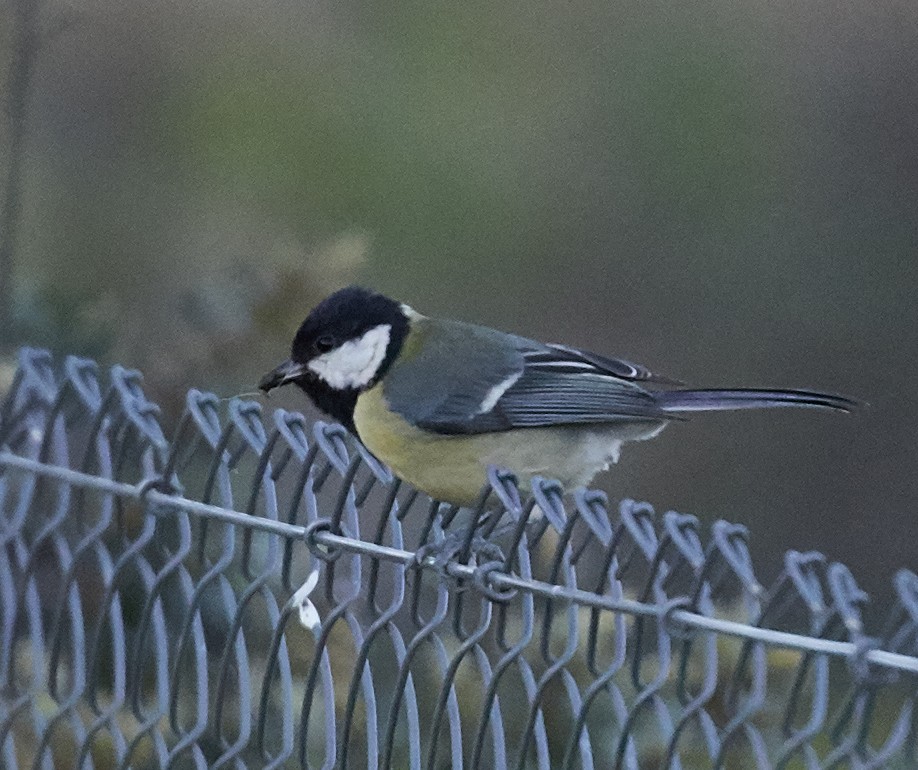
xmin=413 ymin=506 xmax=508 ymax=575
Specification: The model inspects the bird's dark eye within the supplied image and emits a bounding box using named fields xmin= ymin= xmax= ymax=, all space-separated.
xmin=315 ymin=335 xmax=336 ymax=353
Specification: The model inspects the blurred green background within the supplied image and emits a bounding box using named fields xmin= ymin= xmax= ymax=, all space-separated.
xmin=1 ymin=0 xmax=916 ymax=600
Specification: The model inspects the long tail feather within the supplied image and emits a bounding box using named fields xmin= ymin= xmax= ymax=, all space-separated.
xmin=656 ymin=388 xmax=857 ymax=413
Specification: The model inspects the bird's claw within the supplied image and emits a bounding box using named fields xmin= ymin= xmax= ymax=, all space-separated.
xmin=414 ymin=532 xmax=507 ymax=579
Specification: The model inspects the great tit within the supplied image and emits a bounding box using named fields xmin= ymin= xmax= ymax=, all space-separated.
xmin=259 ymin=286 xmax=854 ymax=506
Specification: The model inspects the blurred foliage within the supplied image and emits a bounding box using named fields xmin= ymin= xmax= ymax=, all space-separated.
xmin=1 ymin=0 xmax=917 ymax=599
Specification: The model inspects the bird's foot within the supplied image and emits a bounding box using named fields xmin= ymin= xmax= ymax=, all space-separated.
xmin=414 ymin=532 xmax=507 ymax=577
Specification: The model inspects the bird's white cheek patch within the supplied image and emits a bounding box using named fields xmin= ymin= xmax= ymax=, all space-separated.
xmin=308 ymin=324 xmax=391 ymax=389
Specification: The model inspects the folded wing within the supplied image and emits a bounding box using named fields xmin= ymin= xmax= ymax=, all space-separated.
xmin=384 ymin=320 xmax=671 ymax=435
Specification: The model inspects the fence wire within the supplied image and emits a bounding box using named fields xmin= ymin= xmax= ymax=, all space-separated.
xmin=1 ymin=347 xmax=917 ymax=770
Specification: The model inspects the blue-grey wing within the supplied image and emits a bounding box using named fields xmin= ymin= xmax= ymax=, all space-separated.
xmin=522 ymin=342 xmax=682 ymax=384
xmin=479 ymin=369 xmax=671 ymax=430
xmin=383 ymin=319 xmax=672 ymax=435
xmin=381 ymin=318 xmax=526 ymax=431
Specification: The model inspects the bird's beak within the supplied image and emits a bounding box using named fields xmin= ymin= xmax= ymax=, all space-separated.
xmin=259 ymin=359 xmax=308 ymax=393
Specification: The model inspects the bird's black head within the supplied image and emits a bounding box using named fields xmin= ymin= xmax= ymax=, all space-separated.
xmin=259 ymin=286 xmax=410 ymax=431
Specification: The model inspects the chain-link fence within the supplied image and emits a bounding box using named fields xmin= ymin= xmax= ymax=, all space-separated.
xmin=1 ymin=347 xmax=917 ymax=769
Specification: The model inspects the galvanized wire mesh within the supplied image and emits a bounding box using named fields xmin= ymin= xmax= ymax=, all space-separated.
xmin=1 ymin=347 xmax=917 ymax=769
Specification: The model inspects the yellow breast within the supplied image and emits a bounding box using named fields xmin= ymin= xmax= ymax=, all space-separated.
xmin=353 ymin=383 xmax=658 ymax=506
xmin=353 ymin=384 xmax=492 ymax=505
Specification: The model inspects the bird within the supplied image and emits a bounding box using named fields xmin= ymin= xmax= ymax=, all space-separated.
xmin=259 ymin=286 xmax=854 ymax=506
